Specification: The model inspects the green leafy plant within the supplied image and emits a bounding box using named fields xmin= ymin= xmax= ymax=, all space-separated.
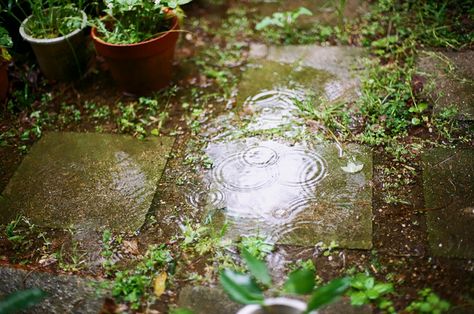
xmin=256 ymin=7 xmax=312 ymax=32
xmin=0 ymin=288 xmax=48 ymax=313
xmin=101 ymin=229 xmax=116 ymax=274
xmin=220 ymin=248 xmax=350 ymax=313
xmin=54 ymin=231 xmax=87 ymax=273
xmin=347 ymin=273 xmax=395 ymax=313
xmin=255 ymin=7 xmax=313 ymax=44
xmin=4 ymin=0 xmax=85 ymax=39
xmin=94 ymin=0 xmax=192 ymax=44
xmin=116 ymin=93 xmax=173 ymax=138
xmin=0 ymin=26 xmax=12 ymax=61
xmin=238 ymin=235 xmax=274 ymax=260
xmin=405 ymin=288 xmax=450 ymax=314
xmin=110 ymin=244 xmax=173 ymax=310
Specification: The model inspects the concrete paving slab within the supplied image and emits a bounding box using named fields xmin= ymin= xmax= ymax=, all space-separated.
xmin=0 ymin=266 xmax=106 ymax=314
xmin=0 ymin=132 xmax=174 ymax=232
xmin=423 ymin=148 xmax=474 ymax=258
xmin=417 ymin=50 xmax=474 ymax=120
xmin=203 ymin=139 xmax=373 ymax=249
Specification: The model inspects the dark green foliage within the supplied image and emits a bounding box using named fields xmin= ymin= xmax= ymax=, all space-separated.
xmin=284 ymin=269 xmax=315 ymax=295
xmin=219 ymin=269 xmax=264 ymax=305
xmin=0 ymin=288 xmax=48 ymax=314
xmin=306 ymin=277 xmax=351 ymax=313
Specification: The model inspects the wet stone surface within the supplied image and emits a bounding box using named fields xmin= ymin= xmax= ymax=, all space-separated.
xmin=417 ymin=50 xmax=474 ymax=120
xmin=233 ymin=55 xmax=362 ymax=134
xmin=0 ymin=132 xmax=174 ymax=232
xmin=178 ymin=285 xmax=241 ymax=314
xmin=423 ymin=148 xmax=474 ymax=258
xmin=0 ymin=266 xmax=106 ymax=313
xmin=202 ymin=139 xmax=373 ymax=249
xmin=248 ymin=44 xmax=365 ymax=101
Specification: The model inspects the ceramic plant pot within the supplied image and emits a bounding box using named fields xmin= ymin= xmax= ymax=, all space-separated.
xmin=0 ymin=61 xmax=8 ymax=100
xmin=19 ymin=8 xmax=89 ymax=81
xmin=237 ymin=298 xmax=317 ymax=314
xmin=91 ymin=16 xmax=179 ymax=95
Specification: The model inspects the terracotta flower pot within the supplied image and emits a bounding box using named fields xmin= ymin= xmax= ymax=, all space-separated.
xmin=19 ymin=8 xmax=89 ymax=81
xmin=0 ymin=61 xmax=8 ymax=100
xmin=91 ymin=17 xmax=179 ymax=95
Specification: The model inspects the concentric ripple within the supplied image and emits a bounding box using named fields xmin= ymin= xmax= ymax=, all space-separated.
xmin=271 ymin=196 xmax=316 ymax=220
xmin=242 ymin=146 xmax=279 ymax=168
xmin=243 ymin=89 xmax=305 ymax=129
xmin=213 ymin=153 xmax=278 ymax=192
xmin=278 ymin=149 xmax=327 ymax=188
xmin=185 ymin=187 xmax=226 ymax=210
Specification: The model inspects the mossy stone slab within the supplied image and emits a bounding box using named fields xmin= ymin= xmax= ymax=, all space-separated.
xmin=0 ymin=266 xmax=106 ymax=314
xmin=178 ymin=286 xmax=241 ymax=314
xmin=417 ymin=51 xmax=474 ymax=120
xmin=205 ymin=139 xmax=373 ymax=249
xmin=423 ymin=148 xmax=474 ymax=258
xmin=248 ymin=45 xmax=365 ymax=104
xmin=0 ymin=132 xmax=174 ymax=232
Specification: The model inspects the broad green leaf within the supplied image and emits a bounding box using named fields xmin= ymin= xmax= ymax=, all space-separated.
xmin=283 ymin=269 xmax=315 ymax=295
xmin=411 ymin=117 xmax=421 ymax=125
xmin=296 ymin=7 xmax=313 ymax=16
xmin=366 ymin=289 xmax=380 ymax=299
xmin=372 ymin=283 xmax=393 ymax=295
xmin=255 ymin=17 xmax=274 ymax=30
xmin=350 ymin=273 xmax=367 ymax=290
xmin=305 ymin=277 xmax=351 ymax=313
xmin=364 ymin=277 xmax=375 ymax=290
xmin=0 ymin=288 xmax=48 ymax=313
xmin=349 ymin=291 xmax=367 ymax=306
xmin=177 ymin=0 xmax=193 ymax=5
xmin=219 ymin=270 xmax=264 ymax=305
xmin=241 ymin=248 xmax=272 ymax=286
xmin=167 ymin=0 xmax=178 ymax=8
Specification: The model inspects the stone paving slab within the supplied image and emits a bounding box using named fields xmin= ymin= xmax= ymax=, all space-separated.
xmin=0 ymin=132 xmax=174 ymax=232
xmin=249 ymin=44 xmax=365 ymax=98
xmin=0 ymin=266 xmax=106 ymax=314
xmin=178 ymin=285 xmax=372 ymax=314
xmin=235 ymin=59 xmax=334 ymax=131
xmin=204 ymin=139 xmax=373 ymax=249
xmin=195 ymin=47 xmax=373 ymax=249
xmin=417 ymin=50 xmax=474 ymax=120
xmin=423 ymin=148 xmax=474 ymax=259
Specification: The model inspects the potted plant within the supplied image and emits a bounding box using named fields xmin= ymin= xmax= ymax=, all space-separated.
xmin=0 ymin=26 xmax=12 ymax=100
xmin=220 ymin=249 xmax=350 ymax=314
xmin=16 ymin=1 xmax=89 ymax=81
xmin=90 ymin=0 xmax=191 ymax=95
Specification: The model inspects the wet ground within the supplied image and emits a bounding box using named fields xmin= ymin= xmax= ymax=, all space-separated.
xmin=0 ymin=0 xmax=473 ymax=313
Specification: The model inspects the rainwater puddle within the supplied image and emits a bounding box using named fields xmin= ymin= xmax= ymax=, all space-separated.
xmin=243 ymin=89 xmax=305 ymax=130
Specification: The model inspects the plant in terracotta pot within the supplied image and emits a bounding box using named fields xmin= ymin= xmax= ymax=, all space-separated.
xmin=10 ymin=0 xmax=89 ymax=81
xmin=220 ymin=249 xmax=351 ymax=314
xmin=91 ymin=0 xmax=191 ymax=95
xmin=0 ymin=26 xmax=12 ymax=100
